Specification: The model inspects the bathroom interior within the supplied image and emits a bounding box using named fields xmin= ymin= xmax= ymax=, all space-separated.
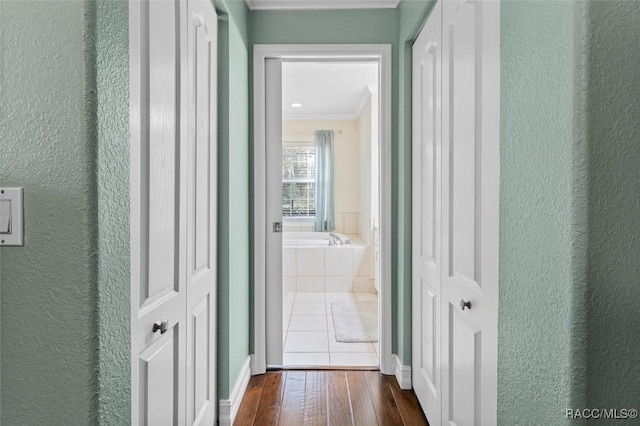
xmin=280 ymin=61 xmax=381 ymax=367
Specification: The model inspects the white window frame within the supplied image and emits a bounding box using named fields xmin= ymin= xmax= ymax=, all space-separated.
xmin=281 ymin=142 xmax=316 ymax=221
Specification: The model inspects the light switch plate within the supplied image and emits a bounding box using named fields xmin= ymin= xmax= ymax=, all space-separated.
xmin=0 ymin=188 xmax=24 ymax=246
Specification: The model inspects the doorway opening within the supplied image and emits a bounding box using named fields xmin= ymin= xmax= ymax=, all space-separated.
xmin=281 ymin=61 xmax=380 ymax=367
xmin=253 ymin=45 xmax=393 ymax=375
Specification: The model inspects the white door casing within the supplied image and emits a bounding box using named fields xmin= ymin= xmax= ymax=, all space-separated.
xmin=130 ymin=0 xmax=217 ymax=424
xmin=185 ymin=0 xmax=217 ymax=424
xmin=253 ymin=45 xmax=393 ymax=375
xmin=440 ymin=0 xmax=499 ymax=424
xmin=411 ymin=1 xmax=442 ymax=424
xmin=411 ymin=0 xmax=499 ymax=423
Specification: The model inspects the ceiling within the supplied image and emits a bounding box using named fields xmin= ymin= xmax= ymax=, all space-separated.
xmin=245 ymin=0 xmax=401 ymax=10
xmin=282 ymin=62 xmax=378 ymax=119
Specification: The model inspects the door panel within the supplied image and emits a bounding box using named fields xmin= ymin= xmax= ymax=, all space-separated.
xmin=185 ymin=0 xmax=217 ymax=424
xmin=449 ymin=0 xmax=479 ymax=285
xmin=131 ymin=0 xmax=188 ymax=423
xmin=139 ymin=328 xmax=180 ymax=425
xmin=265 ymin=58 xmax=283 ymax=366
xmin=441 ymin=0 xmax=499 ymax=424
xmin=412 ymin=2 xmax=442 ymax=424
xmin=447 ymin=304 xmax=481 ymax=425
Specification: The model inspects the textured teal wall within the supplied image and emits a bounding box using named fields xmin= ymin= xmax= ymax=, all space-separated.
xmin=396 ymin=0 xmax=436 ymax=366
xmin=0 ymin=1 xmax=99 ymax=423
xmin=585 ymin=0 xmax=640 ymax=413
xmin=499 ymin=1 xmax=585 ymax=423
xmin=95 ymin=0 xmax=130 ymax=423
xmin=215 ymin=0 xmax=251 ymax=400
xmin=250 ymin=6 xmax=401 ymax=357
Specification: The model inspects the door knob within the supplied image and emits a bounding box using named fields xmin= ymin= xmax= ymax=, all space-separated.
xmin=153 ymin=320 xmax=169 ymax=334
xmin=460 ymin=299 xmax=471 ymax=311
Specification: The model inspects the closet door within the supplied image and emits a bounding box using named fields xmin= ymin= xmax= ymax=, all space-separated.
xmin=411 ymin=2 xmax=442 ymax=424
xmin=131 ymin=0 xmax=218 ymax=423
xmin=130 ymin=0 xmax=188 ymax=423
xmin=185 ymin=0 xmax=217 ymax=424
xmin=440 ymin=0 xmax=500 ymax=424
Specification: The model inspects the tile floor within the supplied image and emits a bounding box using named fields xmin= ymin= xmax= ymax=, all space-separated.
xmin=282 ymin=291 xmax=379 ymax=367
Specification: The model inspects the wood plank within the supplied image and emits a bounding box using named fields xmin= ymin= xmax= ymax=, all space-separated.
xmin=327 ymin=371 xmax=353 ymax=426
xmin=277 ymin=371 xmax=306 ymax=426
xmin=364 ymin=371 xmax=404 ymax=425
xmin=385 ymin=375 xmax=429 ymax=426
xmin=347 ymin=371 xmax=379 ymax=426
xmin=303 ymin=371 xmax=328 ymax=425
xmin=234 ymin=374 xmax=266 ymax=426
xmin=254 ymin=371 xmax=287 ymax=426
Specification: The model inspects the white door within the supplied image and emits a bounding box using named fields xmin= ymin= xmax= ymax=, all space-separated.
xmin=185 ymin=0 xmax=217 ymax=424
xmin=130 ymin=0 xmax=188 ymax=423
xmin=130 ymin=0 xmax=217 ymax=424
xmin=440 ymin=0 xmax=499 ymax=424
xmin=411 ymin=1 xmax=442 ymax=424
xmin=264 ymin=58 xmax=283 ymax=366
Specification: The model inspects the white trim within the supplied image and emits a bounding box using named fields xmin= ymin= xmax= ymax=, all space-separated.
xmin=394 ymin=354 xmax=412 ymax=390
xmin=245 ymin=0 xmax=401 ymax=11
xmin=354 ymin=86 xmax=374 ymax=118
xmin=253 ymin=44 xmax=393 ymax=376
xmin=218 ymin=356 xmax=251 ymax=426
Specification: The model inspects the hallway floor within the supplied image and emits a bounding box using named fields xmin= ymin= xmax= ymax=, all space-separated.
xmin=283 ymin=292 xmax=379 ymax=367
xmin=234 ymin=370 xmax=429 ymax=425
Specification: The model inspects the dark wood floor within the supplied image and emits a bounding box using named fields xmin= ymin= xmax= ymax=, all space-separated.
xmin=234 ymin=370 xmax=429 ymax=425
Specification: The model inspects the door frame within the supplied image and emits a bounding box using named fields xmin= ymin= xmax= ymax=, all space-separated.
xmin=252 ymin=44 xmax=393 ymax=375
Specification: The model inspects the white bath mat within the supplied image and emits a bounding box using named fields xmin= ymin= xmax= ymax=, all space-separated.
xmin=330 ymin=300 xmax=378 ymax=343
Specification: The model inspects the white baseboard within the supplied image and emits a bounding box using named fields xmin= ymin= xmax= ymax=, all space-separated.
xmin=394 ymin=354 xmax=412 ymax=390
xmin=219 ymin=356 xmax=251 ymax=426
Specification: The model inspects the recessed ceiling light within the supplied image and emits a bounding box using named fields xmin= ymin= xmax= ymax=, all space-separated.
xmin=291 ymin=103 xmax=302 ymax=108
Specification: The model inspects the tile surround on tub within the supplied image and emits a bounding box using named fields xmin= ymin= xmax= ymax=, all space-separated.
xmin=325 ymin=247 xmax=354 ymax=276
xmin=352 ymin=246 xmax=370 ymax=276
xmin=344 ymin=213 xmax=358 ymax=234
xmin=334 ymin=213 xmax=344 ymax=233
xmin=296 ymin=247 xmax=324 ymax=276
xmin=283 ymin=276 xmax=296 ymax=293
xmin=354 ymin=276 xmax=371 ymax=293
xmin=283 ymin=248 xmax=296 ymax=277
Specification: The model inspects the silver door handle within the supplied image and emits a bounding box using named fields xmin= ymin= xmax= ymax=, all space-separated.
xmin=460 ymin=299 xmax=471 ymax=311
xmin=153 ymin=320 xmax=169 ymax=334
xmin=273 ymin=221 xmax=282 ymax=233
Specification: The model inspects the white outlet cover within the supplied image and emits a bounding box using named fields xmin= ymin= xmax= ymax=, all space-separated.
xmin=0 ymin=188 xmax=24 ymax=246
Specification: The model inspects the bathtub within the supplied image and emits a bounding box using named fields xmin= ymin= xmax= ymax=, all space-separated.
xmin=282 ymin=231 xmax=331 ymax=247
xmin=282 ymin=231 xmax=375 ymax=293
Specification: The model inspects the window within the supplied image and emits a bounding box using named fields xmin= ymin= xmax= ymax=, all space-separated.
xmin=282 ymin=145 xmax=315 ymax=218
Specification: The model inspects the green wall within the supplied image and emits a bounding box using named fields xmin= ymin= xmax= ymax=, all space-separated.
xmin=498 ymin=1 xmax=586 ymax=423
xmin=585 ymin=0 xmax=640 ymax=413
xmin=0 ymin=1 xmax=99 ymax=423
xmin=215 ymin=0 xmax=252 ymax=400
xmin=95 ymin=0 xmax=131 ymax=423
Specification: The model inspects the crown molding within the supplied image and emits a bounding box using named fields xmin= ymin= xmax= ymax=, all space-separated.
xmin=245 ymin=0 xmax=401 ymax=11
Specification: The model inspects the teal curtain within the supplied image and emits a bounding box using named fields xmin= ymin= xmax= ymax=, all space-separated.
xmin=314 ymin=130 xmax=335 ymax=231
